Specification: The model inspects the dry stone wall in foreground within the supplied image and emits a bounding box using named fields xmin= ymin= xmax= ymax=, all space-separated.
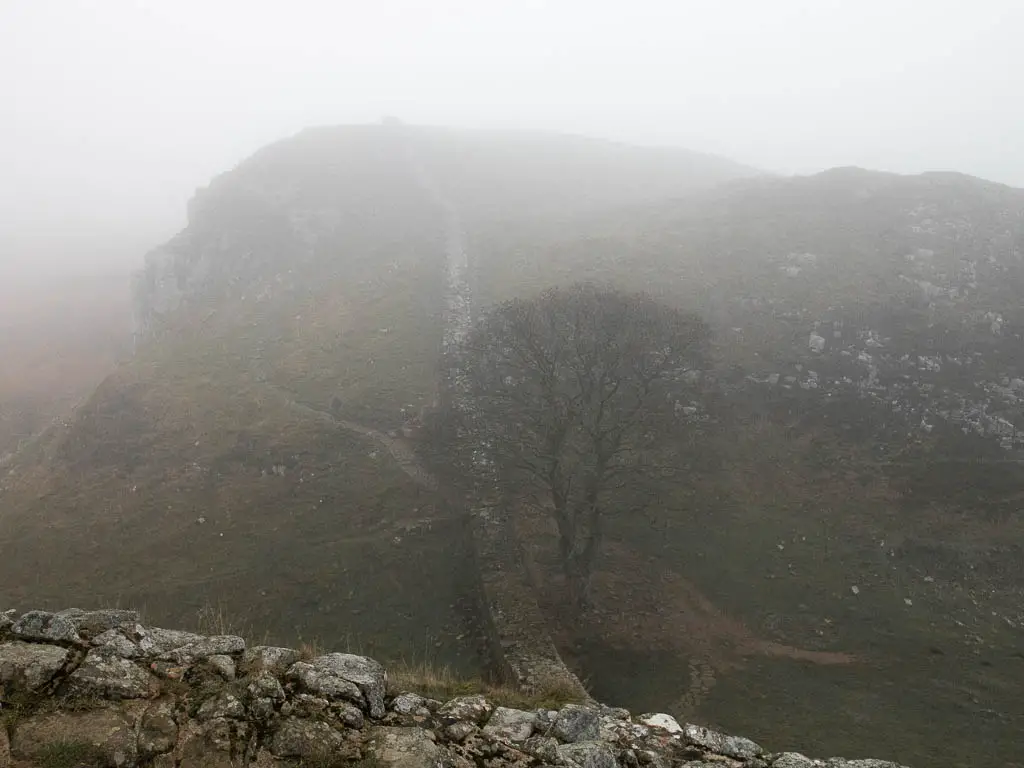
xmin=0 ymin=608 xmax=908 ymax=768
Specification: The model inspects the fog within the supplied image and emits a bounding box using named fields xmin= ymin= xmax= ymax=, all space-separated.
xmin=2 ymin=0 xmax=1022 ymax=278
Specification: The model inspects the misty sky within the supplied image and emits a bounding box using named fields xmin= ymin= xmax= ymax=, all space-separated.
xmin=2 ymin=0 xmax=1022 ymax=277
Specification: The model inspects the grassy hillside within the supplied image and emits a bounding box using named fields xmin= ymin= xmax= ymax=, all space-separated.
xmin=2 ymin=127 xmax=1022 ymax=765
xmin=467 ymin=167 xmax=1024 ymax=765
xmin=0 ymin=124 xmax=753 ymax=667
xmin=0 ymin=270 xmax=133 ymax=460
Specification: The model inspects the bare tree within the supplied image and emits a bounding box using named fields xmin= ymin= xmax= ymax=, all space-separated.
xmin=454 ymin=283 xmax=708 ymax=608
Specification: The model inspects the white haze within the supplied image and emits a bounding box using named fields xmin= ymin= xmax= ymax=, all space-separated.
xmin=1 ymin=0 xmax=1022 ymax=278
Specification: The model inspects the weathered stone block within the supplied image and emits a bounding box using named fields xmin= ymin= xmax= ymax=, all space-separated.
xmin=286 ymin=653 xmax=386 ymax=717
xmin=270 ymin=717 xmax=345 ymax=759
xmin=11 ymin=611 xmax=80 ymax=643
xmin=368 ymin=726 xmax=454 ymax=768
xmin=683 ymin=723 xmax=762 ymax=759
xmin=482 ymin=706 xmax=537 ymax=743
xmin=65 ymin=647 xmax=156 ymax=700
xmin=552 ymin=705 xmax=600 ymax=744
xmin=0 ymin=641 xmax=69 ymax=693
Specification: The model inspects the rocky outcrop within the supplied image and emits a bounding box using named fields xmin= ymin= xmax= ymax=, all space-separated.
xmin=0 ymin=608 xmax=910 ymax=768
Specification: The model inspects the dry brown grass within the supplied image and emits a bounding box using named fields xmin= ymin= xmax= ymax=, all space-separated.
xmin=298 ymin=640 xmax=324 ymax=661
xmin=386 ymin=659 xmax=587 ymax=710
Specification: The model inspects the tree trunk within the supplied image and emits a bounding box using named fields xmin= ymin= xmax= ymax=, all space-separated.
xmin=558 ymin=510 xmax=602 ymax=611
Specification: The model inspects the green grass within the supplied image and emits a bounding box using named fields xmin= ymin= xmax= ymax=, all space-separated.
xmin=549 ymin=414 xmax=1024 ymax=767
xmin=0 ymin=238 xmax=478 ymax=674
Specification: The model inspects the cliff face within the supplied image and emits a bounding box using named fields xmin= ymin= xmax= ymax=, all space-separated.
xmin=0 ymin=608 xmax=908 ymax=768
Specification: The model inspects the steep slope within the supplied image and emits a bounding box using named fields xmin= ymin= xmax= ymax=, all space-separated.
xmin=471 ymin=167 xmax=1024 ymax=765
xmin=478 ymin=166 xmax=1024 ymax=444
xmin=0 ymin=124 xmax=754 ymax=660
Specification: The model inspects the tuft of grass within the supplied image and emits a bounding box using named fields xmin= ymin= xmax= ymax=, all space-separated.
xmin=35 ymin=740 xmax=108 ymax=768
xmin=194 ymin=602 xmax=270 ymax=647
xmin=195 ymin=602 xmax=249 ymax=638
xmin=297 ymin=640 xmax=324 ymax=661
xmin=386 ymin=660 xmax=481 ymax=701
xmin=386 ymin=660 xmax=588 ymax=710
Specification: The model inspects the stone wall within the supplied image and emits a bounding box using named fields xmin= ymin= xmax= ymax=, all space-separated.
xmin=403 ymin=130 xmax=592 ymax=708
xmin=469 ymin=506 xmax=591 ymax=702
xmin=0 ymin=608 xmax=909 ymax=768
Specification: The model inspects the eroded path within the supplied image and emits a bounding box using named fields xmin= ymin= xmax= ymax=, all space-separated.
xmin=532 ymin=536 xmax=860 ymax=720
xmin=268 ymin=388 xmax=438 ymax=491
xmin=580 ymin=541 xmax=857 ymax=718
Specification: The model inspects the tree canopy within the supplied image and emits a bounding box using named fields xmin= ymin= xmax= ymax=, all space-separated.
xmin=455 ymin=282 xmax=708 ymax=606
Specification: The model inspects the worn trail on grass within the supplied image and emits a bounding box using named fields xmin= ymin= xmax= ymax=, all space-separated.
xmin=564 ymin=540 xmax=857 ymax=718
xmin=268 ymin=388 xmax=439 ymax=491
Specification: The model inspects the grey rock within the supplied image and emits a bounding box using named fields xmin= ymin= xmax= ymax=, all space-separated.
xmin=438 ymin=694 xmax=493 ymax=725
xmin=178 ymin=717 xmax=254 ymax=768
xmin=483 ymin=706 xmax=538 ymax=743
xmin=271 ymin=717 xmax=344 ymax=758
xmin=249 ymin=698 xmax=276 ymax=722
xmin=66 ymin=647 xmax=154 ymax=699
xmin=136 ymin=627 xmax=206 ymax=656
xmin=600 ymin=707 xmax=631 ymax=721
xmin=444 ymin=721 xmax=477 ymax=743
xmin=287 ymin=653 xmax=386 ymax=717
xmin=286 ymin=661 xmax=362 ymax=709
xmin=392 ymin=692 xmax=427 ymax=715
xmin=523 ymin=735 xmax=561 ymax=762
xmin=242 ymin=645 xmax=300 ymax=675
xmin=535 ymin=709 xmax=558 ymax=728
xmin=683 ymin=723 xmax=762 ymax=759
xmin=552 ymin=705 xmax=600 ymax=744
xmin=772 ymin=754 xmax=820 ymax=768
xmin=139 ymin=702 xmax=179 ymax=757
xmin=57 ymin=609 xmax=139 ymax=638
xmin=638 ymin=714 xmax=682 ymax=735
xmin=422 ymin=698 xmax=443 ymax=713
xmin=197 ymin=691 xmax=246 ymax=721
xmin=557 ymin=741 xmax=619 ymax=768
xmin=599 ymin=717 xmax=650 ymax=745
xmin=334 ymin=701 xmax=366 ymax=729
xmin=160 ymin=634 xmax=245 ymax=664
xmin=247 ymin=672 xmax=286 ymax=703
xmin=368 ymin=726 xmax=453 ymax=768
xmin=11 ymin=610 xmax=80 ymax=643
xmin=149 ymin=660 xmax=189 ymax=681
xmin=0 ymin=641 xmax=70 ymax=692
xmin=92 ymin=629 xmax=143 ymax=658
xmin=288 ymin=693 xmax=330 ymax=718
xmin=0 ymin=609 xmax=15 ymax=633
xmin=825 ymin=761 xmax=908 ymax=768
xmin=206 ymin=654 xmax=237 ymax=680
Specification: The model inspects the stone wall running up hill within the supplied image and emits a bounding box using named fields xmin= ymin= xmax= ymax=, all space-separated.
xmin=0 ymin=608 xmax=909 ymax=768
